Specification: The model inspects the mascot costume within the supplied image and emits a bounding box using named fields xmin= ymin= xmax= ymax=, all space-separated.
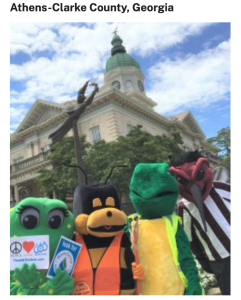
xmin=10 ymin=197 xmax=75 ymax=295
xmin=170 ymin=151 xmax=230 ymax=295
xmin=71 ymin=167 xmax=144 ymax=295
xmin=129 ymin=162 xmax=202 ymax=295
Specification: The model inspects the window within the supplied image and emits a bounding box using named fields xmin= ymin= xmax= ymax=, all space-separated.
xmin=127 ymin=124 xmax=133 ymax=134
xmin=126 ymin=80 xmax=133 ymax=91
xmin=90 ymin=126 xmax=101 ymax=142
xmin=138 ymin=80 xmax=144 ymax=92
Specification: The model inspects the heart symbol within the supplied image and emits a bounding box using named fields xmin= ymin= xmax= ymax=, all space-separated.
xmin=23 ymin=241 xmax=35 ymax=253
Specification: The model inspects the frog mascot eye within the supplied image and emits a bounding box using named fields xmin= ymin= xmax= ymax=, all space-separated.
xmin=20 ymin=207 xmax=40 ymax=229
xmin=47 ymin=209 xmax=65 ymax=229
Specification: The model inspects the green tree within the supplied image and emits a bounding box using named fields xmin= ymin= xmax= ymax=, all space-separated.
xmin=37 ymin=136 xmax=90 ymax=200
xmin=84 ymin=126 xmax=184 ymax=197
xmin=207 ymin=127 xmax=230 ymax=172
xmin=37 ymin=126 xmax=184 ymax=200
xmin=208 ymin=127 xmax=230 ymax=156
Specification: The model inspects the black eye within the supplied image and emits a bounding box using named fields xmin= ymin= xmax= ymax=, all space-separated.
xmin=196 ymin=169 xmax=205 ymax=181
xmin=177 ymin=176 xmax=189 ymax=185
xmin=47 ymin=209 xmax=64 ymax=229
xmin=20 ymin=208 xmax=40 ymax=229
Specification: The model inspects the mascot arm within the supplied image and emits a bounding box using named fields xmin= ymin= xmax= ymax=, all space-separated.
xmin=11 ymin=264 xmax=74 ymax=295
xmin=176 ymin=224 xmax=203 ymax=295
xmin=121 ymin=234 xmax=136 ymax=292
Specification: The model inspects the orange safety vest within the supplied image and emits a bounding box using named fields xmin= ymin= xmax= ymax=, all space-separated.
xmin=72 ymin=232 xmax=123 ymax=295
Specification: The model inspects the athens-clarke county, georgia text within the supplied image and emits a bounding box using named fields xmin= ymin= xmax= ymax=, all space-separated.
xmin=10 ymin=3 xmax=174 ymax=14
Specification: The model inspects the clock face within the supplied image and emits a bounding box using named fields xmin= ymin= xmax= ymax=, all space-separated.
xmin=112 ymin=80 xmax=121 ymax=89
xmin=138 ymin=80 xmax=144 ymax=92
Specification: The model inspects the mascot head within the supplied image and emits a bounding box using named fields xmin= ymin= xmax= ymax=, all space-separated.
xmin=170 ymin=151 xmax=214 ymax=231
xmin=10 ymin=197 xmax=75 ymax=259
xmin=130 ymin=163 xmax=179 ymax=219
xmin=73 ymin=167 xmax=127 ymax=238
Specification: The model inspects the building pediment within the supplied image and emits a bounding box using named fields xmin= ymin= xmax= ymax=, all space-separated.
xmin=15 ymin=99 xmax=63 ymax=134
xmin=170 ymin=110 xmax=206 ymax=138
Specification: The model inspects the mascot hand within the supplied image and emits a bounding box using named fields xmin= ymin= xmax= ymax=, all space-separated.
xmin=13 ymin=264 xmax=41 ymax=289
xmin=45 ymin=268 xmax=74 ymax=295
xmin=75 ymin=214 xmax=89 ymax=235
xmin=132 ymin=262 xmax=144 ymax=280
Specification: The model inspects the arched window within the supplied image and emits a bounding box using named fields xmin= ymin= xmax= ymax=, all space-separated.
xmin=126 ymin=80 xmax=133 ymax=91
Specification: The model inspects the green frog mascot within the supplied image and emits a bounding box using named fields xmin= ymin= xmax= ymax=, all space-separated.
xmin=10 ymin=197 xmax=75 ymax=295
xmin=129 ymin=163 xmax=203 ymax=295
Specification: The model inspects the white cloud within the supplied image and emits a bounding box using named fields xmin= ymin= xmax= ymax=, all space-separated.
xmin=10 ymin=124 xmax=19 ymax=133
xmin=148 ymin=40 xmax=230 ymax=114
xmin=10 ymin=22 xmax=212 ymax=57
xmin=118 ymin=22 xmax=212 ymax=56
xmin=11 ymin=22 xmax=226 ymax=132
xmin=10 ymin=23 xmax=62 ymax=55
xmin=10 ymin=53 xmax=105 ymax=104
xmin=10 ymin=23 xmax=111 ymax=56
xmin=10 ymin=106 xmax=29 ymax=131
xmin=10 ymin=22 xmax=214 ymax=106
xmin=10 ymin=105 xmax=28 ymax=118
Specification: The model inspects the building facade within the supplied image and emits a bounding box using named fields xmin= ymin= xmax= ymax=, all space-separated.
xmin=10 ymin=33 xmax=219 ymax=206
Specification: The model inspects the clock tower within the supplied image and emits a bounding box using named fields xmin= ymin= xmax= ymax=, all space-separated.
xmin=104 ymin=32 xmax=148 ymax=98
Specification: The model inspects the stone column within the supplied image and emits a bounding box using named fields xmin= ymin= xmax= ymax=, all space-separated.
xmin=10 ymin=186 xmax=13 ymax=201
xmin=14 ymin=184 xmax=19 ymax=203
xmin=30 ymin=142 xmax=34 ymax=156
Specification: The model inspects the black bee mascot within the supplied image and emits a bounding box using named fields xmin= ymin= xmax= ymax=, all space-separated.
xmin=71 ymin=167 xmax=144 ymax=295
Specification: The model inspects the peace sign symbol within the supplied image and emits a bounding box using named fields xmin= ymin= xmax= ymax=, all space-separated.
xmin=10 ymin=242 xmax=22 ymax=254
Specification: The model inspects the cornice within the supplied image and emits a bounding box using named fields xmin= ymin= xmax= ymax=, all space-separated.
xmin=10 ymin=112 xmax=67 ymax=146
xmin=104 ymin=66 xmax=145 ymax=81
xmin=125 ymin=90 xmax=157 ymax=107
xmin=10 ymin=160 xmax=52 ymax=180
xmin=87 ymin=90 xmax=205 ymax=141
xmin=11 ymin=89 xmax=206 ymax=147
xmin=15 ymin=99 xmax=63 ymax=134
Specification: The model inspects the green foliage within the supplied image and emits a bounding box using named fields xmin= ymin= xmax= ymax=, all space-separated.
xmin=207 ymin=127 xmax=230 ymax=173
xmin=38 ymin=136 xmax=90 ymax=199
xmin=37 ymin=126 xmax=184 ymax=200
xmin=85 ymin=126 xmax=184 ymax=197
xmin=208 ymin=127 xmax=230 ymax=155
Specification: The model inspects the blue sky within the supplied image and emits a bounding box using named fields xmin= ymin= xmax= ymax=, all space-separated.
xmin=10 ymin=22 xmax=230 ymax=138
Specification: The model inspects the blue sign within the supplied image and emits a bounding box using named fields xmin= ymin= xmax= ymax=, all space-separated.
xmin=47 ymin=236 xmax=82 ymax=278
